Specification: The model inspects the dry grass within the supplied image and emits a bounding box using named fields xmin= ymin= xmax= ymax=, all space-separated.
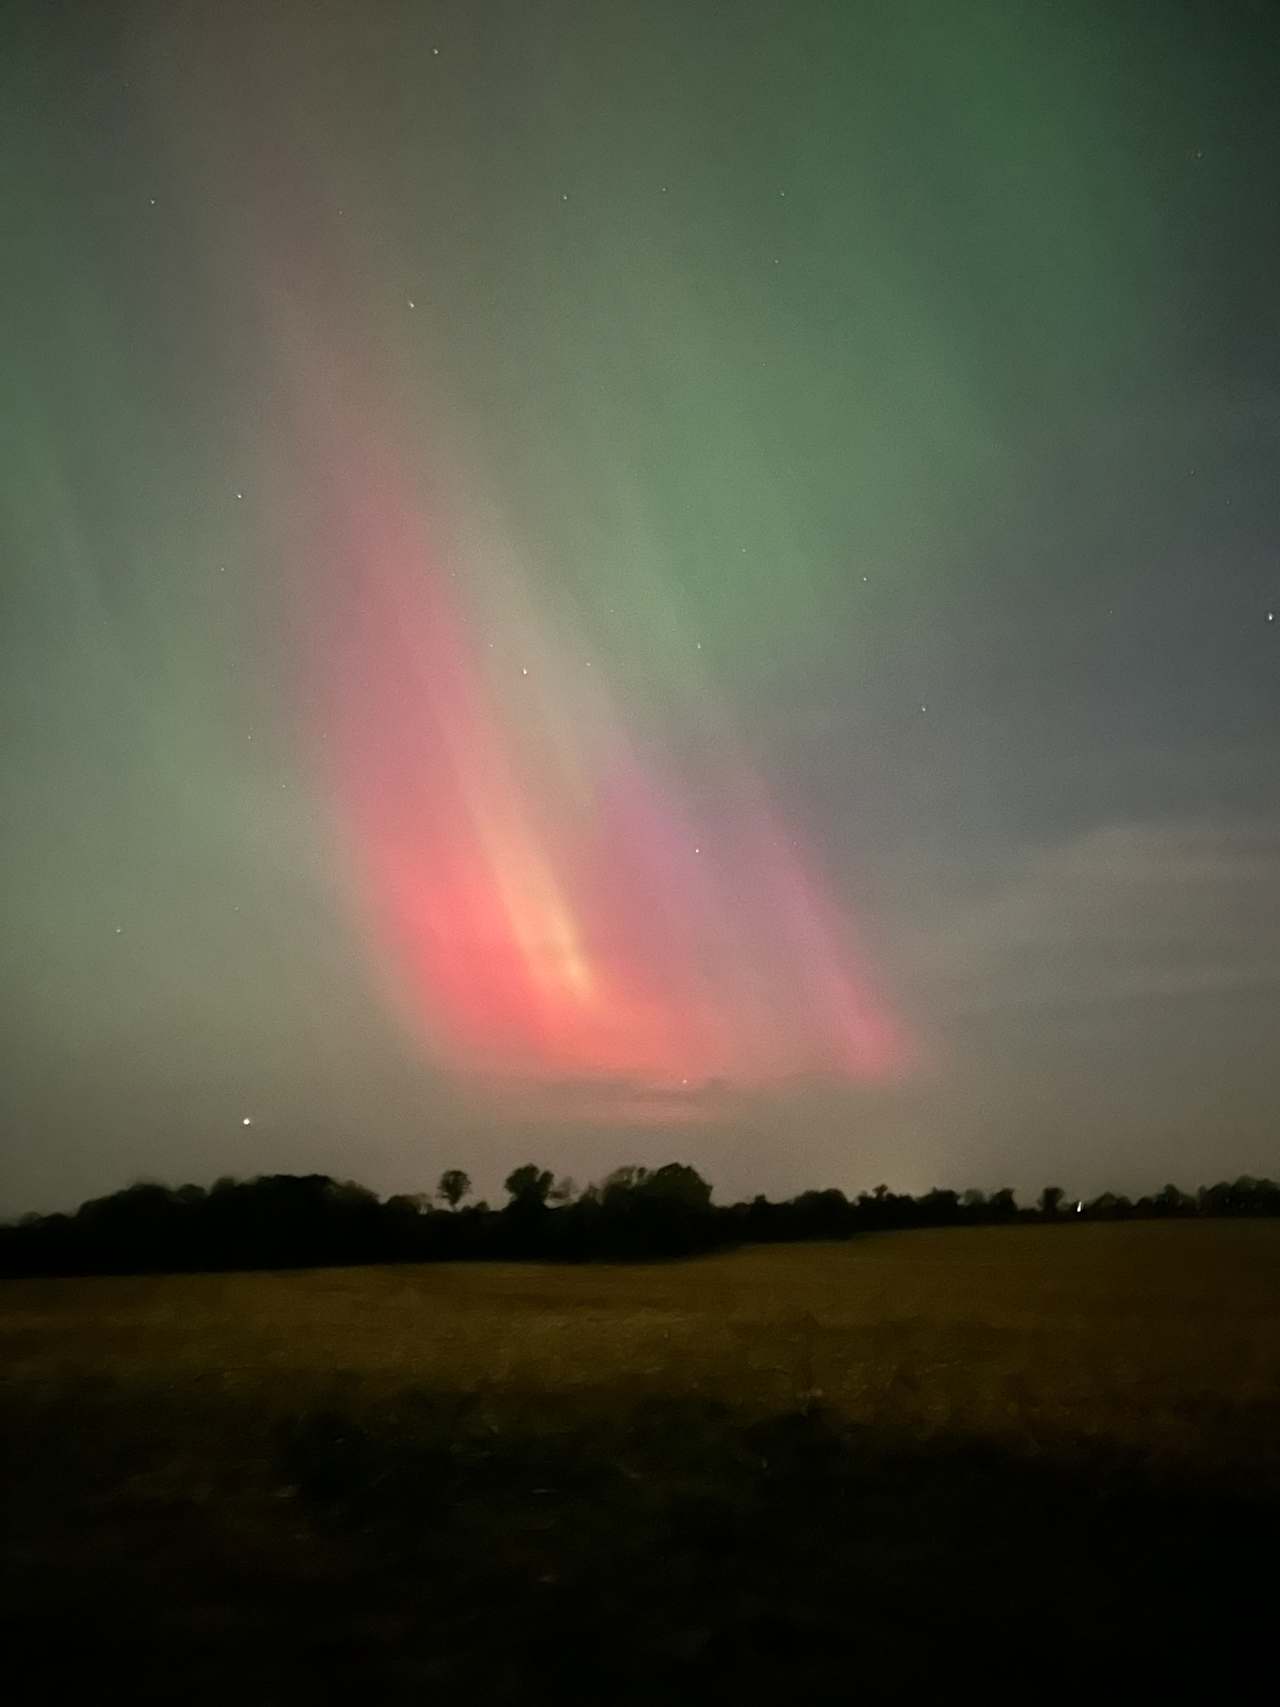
xmin=4 ymin=1221 xmax=1278 ymax=1704
xmin=5 ymin=1220 xmax=1279 ymax=1477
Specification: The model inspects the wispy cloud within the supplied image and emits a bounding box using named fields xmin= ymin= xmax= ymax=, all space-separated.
xmin=913 ymin=820 xmax=1280 ymax=1015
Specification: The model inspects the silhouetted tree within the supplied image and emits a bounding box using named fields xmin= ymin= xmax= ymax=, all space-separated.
xmin=602 ymin=1165 xmax=649 ymax=1199
xmin=504 ymin=1165 xmax=554 ymax=1208
xmin=384 ymin=1193 xmax=429 ymax=1257
xmin=637 ymin=1163 xmax=712 ymax=1211
xmin=499 ymin=1164 xmax=555 ymax=1255
xmin=918 ymin=1189 xmax=961 ymax=1225
xmin=1152 ymin=1183 xmax=1192 ymax=1217
xmin=1086 ymin=1191 xmax=1133 ymax=1220
xmin=4 ymin=1161 xmax=1280 ymax=1280
xmin=792 ymin=1188 xmax=853 ymax=1239
xmin=385 ymin=1193 xmax=428 ymax=1216
xmin=437 ymin=1169 xmax=472 ymax=1211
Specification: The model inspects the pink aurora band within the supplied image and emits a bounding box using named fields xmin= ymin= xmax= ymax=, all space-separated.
xmin=271 ymin=324 xmax=908 ymax=1104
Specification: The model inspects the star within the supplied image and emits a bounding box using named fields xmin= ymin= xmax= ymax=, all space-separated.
xmin=407 ymin=298 xmax=416 ymax=309
xmin=1267 ymin=611 xmax=1275 ymax=624
xmin=114 ymin=926 xmax=123 ymax=935
xmin=235 ymin=490 xmax=244 ymax=501
xmin=241 ymin=1116 xmax=253 ymax=1127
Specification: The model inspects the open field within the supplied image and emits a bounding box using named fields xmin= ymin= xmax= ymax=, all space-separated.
xmin=4 ymin=1222 xmax=1279 ymax=1702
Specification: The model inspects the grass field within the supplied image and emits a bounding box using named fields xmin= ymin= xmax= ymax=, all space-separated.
xmin=4 ymin=1221 xmax=1279 ymax=1702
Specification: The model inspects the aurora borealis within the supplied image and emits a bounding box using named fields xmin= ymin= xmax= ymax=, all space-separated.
xmin=3 ymin=0 xmax=1278 ymax=1212
xmin=275 ymin=320 xmax=906 ymax=1094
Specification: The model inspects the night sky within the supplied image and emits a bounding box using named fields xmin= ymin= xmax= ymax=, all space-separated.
xmin=3 ymin=0 xmax=1278 ymax=1216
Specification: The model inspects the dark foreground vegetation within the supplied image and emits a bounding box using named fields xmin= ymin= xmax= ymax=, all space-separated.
xmin=4 ymin=1227 xmax=1279 ymax=1705
xmin=5 ymin=1383 xmax=1274 ymax=1704
xmin=4 ymin=1160 xmax=1280 ymax=1276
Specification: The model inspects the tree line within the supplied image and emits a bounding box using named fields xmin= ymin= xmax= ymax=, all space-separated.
xmin=2 ymin=1164 xmax=1278 ymax=1278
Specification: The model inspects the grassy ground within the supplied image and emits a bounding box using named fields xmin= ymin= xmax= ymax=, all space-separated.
xmin=4 ymin=1222 xmax=1278 ymax=1702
